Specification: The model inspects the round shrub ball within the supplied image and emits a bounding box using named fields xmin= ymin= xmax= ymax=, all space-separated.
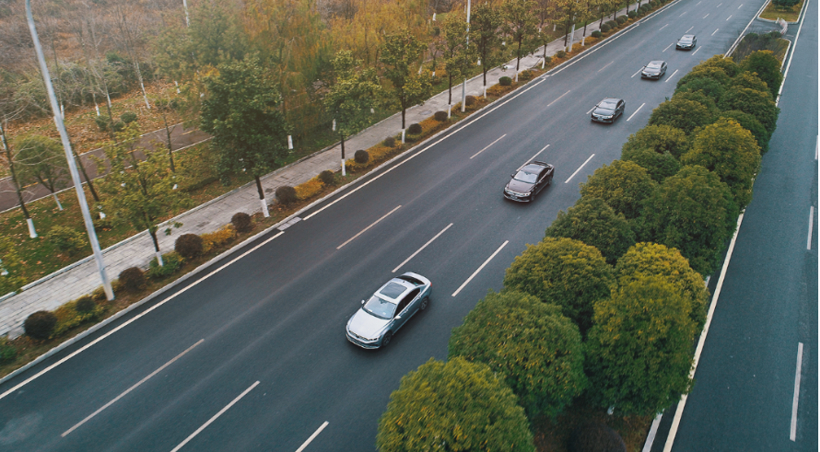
xmin=616 ymin=15 xmax=627 ymax=24
xmin=231 ymin=212 xmax=253 ymax=233
xmin=175 ymin=233 xmax=204 ymax=259
xmin=628 ymin=10 xmax=638 ymax=18
xmin=120 ymin=111 xmax=138 ymax=124
xmin=434 ymin=110 xmax=448 ymax=121
xmin=465 ymin=95 xmax=477 ymax=106
xmin=24 ymin=311 xmax=57 ymax=340
xmin=354 ymin=150 xmax=369 ymax=164
xmin=556 ymin=50 xmax=567 ymax=59
xmin=600 ymin=23 xmax=611 ymax=33
xmin=607 ymin=20 xmax=618 ymax=29
xmin=383 ymin=136 xmax=396 ymax=147
xmin=76 ymin=295 xmax=97 ymax=313
xmin=319 ymin=170 xmax=335 ymax=185
xmin=520 ymin=70 xmax=533 ymax=80
xmin=275 ymin=185 xmax=297 ymax=205
xmin=119 ymin=266 xmax=146 ymax=293
xmin=592 ymin=30 xmax=602 ymax=38
xmin=407 ymin=123 xmax=423 ymax=134
xmin=499 ymin=76 xmax=512 ymax=86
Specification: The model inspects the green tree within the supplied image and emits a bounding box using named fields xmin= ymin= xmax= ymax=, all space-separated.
xmin=622 ymin=124 xmax=689 ymax=160
xmin=672 ymin=90 xmax=720 ymax=117
xmin=641 ymin=165 xmax=739 ymax=275
xmin=439 ymin=11 xmax=476 ymax=106
xmin=615 ymin=242 xmax=709 ymax=332
xmin=586 ymin=276 xmax=697 ymax=415
xmin=376 ymin=358 xmax=536 ymax=452
xmin=675 ymin=77 xmax=726 ymax=103
xmin=675 ymin=66 xmax=732 ymax=91
xmin=741 ymin=50 xmax=783 ymax=99
xmin=503 ymin=0 xmax=538 ymax=81
xmin=546 ymin=198 xmax=635 ymax=264
xmin=504 ymin=237 xmax=614 ymax=334
xmin=324 ymin=50 xmax=382 ymax=175
xmin=0 ymin=236 xmax=25 ymax=295
xmin=379 ymin=31 xmax=433 ymax=141
xmin=718 ymin=86 xmax=780 ymax=133
xmin=730 ymin=71 xmax=771 ymax=94
xmin=449 ymin=290 xmax=586 ymax=418
xmin=621 ymin=147 xmax=682 ymax=182
xmin=470 ymin=3 xmax=504 ymax=93
xmin=719 ymin=110 xmax=770 ymax=154
xmin=648 ymin=97 xmax=714 ymax=135
xmin=682 ymin=118 xmax=761 ymax=208
xmin=96 ymin=125 xmax=187 ymax=267
xmin=15 ymin=135 xmax=69 ymax=210
xmin=580 ymin=160 xmax=657 ymax=220
xmin=200 ymin=55 xmax=291 ymax=217
xmin=694 ymin=54 xmax=740 ymax=77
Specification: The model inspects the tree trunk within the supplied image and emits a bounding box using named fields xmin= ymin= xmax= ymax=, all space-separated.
xmin=148 ymin=228 xmax=163 ymax=266
xmin=340 ymin=132 xmax=346 ymax=176
xmin=254 ymin=174 xmax=270 ymax=217
xmin=69 ymin=140 xmax=100 ymax=202
xmin=162 ymin=111 xmax=175 ymax=172
xmin=0 ymin=124 xmax=37 ymax=237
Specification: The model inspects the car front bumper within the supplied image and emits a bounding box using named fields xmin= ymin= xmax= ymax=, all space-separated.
xmin=503 ymin=190 xmax=533 ymax=202
xmin=641 ymin=72 xmax=661 ymax=79
xmin=346 ymin=331 xmax=382 ymax=349
xmin=591 ymin=114 xmax=616 ymax=123
xmin=676 ymin=44 xmax=694 ymax=49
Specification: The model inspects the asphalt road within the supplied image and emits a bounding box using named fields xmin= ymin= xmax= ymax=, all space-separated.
xmin=0 ymin=0 xmax=802 ymax=451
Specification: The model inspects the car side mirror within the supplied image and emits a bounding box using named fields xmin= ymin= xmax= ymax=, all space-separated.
xmin=361 ymin=300 xmax=366 ymax=305
xmin=395 ymin=315 xmax=402 ymax=320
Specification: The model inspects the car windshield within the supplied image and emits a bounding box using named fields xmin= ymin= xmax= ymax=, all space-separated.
xmin=513 ymin=171 xmax=538 ymax=183
xmin=647 ymin=62 xmax=662 ymax=70
xmin=598 ymin=100 xmax=617 ymax=110
xmin=363 ymin=295 xmax=396 ymax=319
xmin=680 ymin=36 xmax=693 ymax=43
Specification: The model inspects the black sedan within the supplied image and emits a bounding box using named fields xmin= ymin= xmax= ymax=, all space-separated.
xmin=503 ymin=161 xmax=554 ymax=202
xmin=676 ymin=34 xmax=697 ymax=50
xmin=591 ymin=98 xmax=625 ymax=123
xmin=641 ymin=60 xmax=667 ymax=79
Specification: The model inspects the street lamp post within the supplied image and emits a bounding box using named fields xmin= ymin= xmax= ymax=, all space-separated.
xmin=461 ymin=0 xmax=471 ymax=113
xmin=25 ymin=0 xmax=114 ymax=301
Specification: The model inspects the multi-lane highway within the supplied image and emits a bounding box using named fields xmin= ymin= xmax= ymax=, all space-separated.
xmin=1 ymin=0 xmax=813 ymax=450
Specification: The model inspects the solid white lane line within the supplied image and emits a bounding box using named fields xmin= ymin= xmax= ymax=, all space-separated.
xmin=663 ymin=42 xmax=674 ymax=52
xmin=337 ymin=205 xmax=401 ymax=250
xmin=663 ymin=213 xmax=745 ymax=452
xmin=518 ymin=144 xmax=551 ymax=171
xmin=712 ymin=28 xmax=719 ymax=36
xmin=296 ymin=421 xmax=329 ymax=452
xmin=777 ymin=0 xmax=810 ymax=105
xmin=632 ymin=68 xmax=643 ymax=78
xmin=726 ymin=14 xmax=733 ymax=20
xmin=808 ymin=207 xmax=814 ymax=250
xmin=790 ymin=342 xmax=804 ymax=441
xmin=659 ymin=24 xmax=669 ymax=30
xmin=686 ymin=26 xmax=694 ymax=32
xmin=547 ymin=90 xmax=571 ymax=107
xmin=470 ymin=134 xmax=507 ymax=159
xmin=565 ymin=154 xmax=595 ymax=183
xmin=665 ymin=69 xmax=679 ymax=82
xmin=62 ymin=340 xmax=204 ymax=437
xmin=170 ymin=381 xmax=260 ymax=452
xmin=627 ymin=103 xmax=645 ymax=122
xmin=392 ymin=223 xmax=453 ymax=273
xmin=451 ymin=241 xmax=509 ymax=297
xmin=597 ymin=61 xmax=614 ymax=73
xmin=0 ymin=230 xmax=285 ymax=402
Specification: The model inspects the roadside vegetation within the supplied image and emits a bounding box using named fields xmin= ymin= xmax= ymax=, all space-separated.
xmin=760 ymin=0 xmax=804 ymax=22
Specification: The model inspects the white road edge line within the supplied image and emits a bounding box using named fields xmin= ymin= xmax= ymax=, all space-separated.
xmin=170 ymin=381 xmax=260 ymax=452
xmin=392 ymin=223 xmax=453 ymax=273
xmin=627 ymin=103 xmax=645 ymax=121
xmin=0 ymin=231 xmax=285 ymax=402
xmin=808 ymin=206 xmax=814 ymax=250
xmin=777 ymin=0 xmax=810 ymax=104
xmin=663 ymin=212 xmax=745 ymax=452
xmin=641 ymin=413 xmax=664 ymax=452
xmin=517 ymin=144 xmax=551 ymax=171
xmin=665 ymin=69 xmax=679 ymax=82
xmin=451 ymin=241 xmax=509 ymax=297
xmin=337 ymin=205 xmax=401 ymax=250
xmin=296 ymin=421 xmax=329 ymax=452
xmin=790 ymin=342 xmax=804 ymax=441
xmin=565 ymin=154 xmax=595 ymax=183
xmin=727 ymin=0 xmax=772 ymax=57
xmin=470 ymin=134 xmax=507 ymax=159
xmin=547 ymin=90 xmax=571 ymax=107
xmin=62 ymin=339 xmax=205 ymax=437
xmin=597 ymin=61 xmax=614 ymax=73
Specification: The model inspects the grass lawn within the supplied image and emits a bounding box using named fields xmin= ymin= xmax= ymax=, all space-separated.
xmin=760 ymin=0 xmax=804 ymax=21
xmin=731 ymin=31 xmax=791 ymax=64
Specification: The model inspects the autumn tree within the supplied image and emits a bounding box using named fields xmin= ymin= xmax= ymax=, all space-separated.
xmin=379 ymin=31 xmax=433 ymax=142
xmin=15 ymin=135 xmax=69 ymax=210
xmin=449 ymin=290 xmax=587 ymax=417
xmin=438 ymin=10 xmax=476 ymax=108
xmin=580 ymin=159 xmax=657 ymax=219
xmin=504 ymin=237 xmax=614 ymax=335
xmin=0 ymin=97 xmax=37 ymax=238
xmin=200 ymin=55 xmax=291 ymax=217
xmin=376 ymin=358 xmax=536 ymax=452
xmin=502 ymin=0 xmax=538 ymax=81
xmin=545 ymin=198 xmax=636 ymax=264
xmin=470 ymin=2 xmax=504 ymax=95
xmin=533 ymin=0 xmax=554 ymax=67
xmin=719 ymin=110 xmax=770 ymax=154
xmin=0 ymin=236 xmax=25 ymax=295
xmin=740 ymin=50 xmax=783 ymax=99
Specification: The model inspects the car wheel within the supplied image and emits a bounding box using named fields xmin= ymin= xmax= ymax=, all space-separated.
xmin=420 ymin=296 xmax=429 ymax=311
xmin=381 ymin=331 xmax=393 ymax=348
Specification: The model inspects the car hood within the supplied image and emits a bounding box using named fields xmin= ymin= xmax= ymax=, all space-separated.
xmin=506 ymin=179 xmax=534 ymax=193
xmin=348 ymin=309 xmax=391 ymax=339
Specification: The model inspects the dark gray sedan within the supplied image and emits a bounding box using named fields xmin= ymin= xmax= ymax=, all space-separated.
xmin=676 ymin=34 xmax=697 ymax=50
xmin=641 ymin=60 xmax=667 ymax=79
xmin=345 ymin=272 xmax=432 ymax=349
xmin=503 ymin=161 xmax=555 ymax=202
xmin=591 ymin=98 xmax=625 ymax=123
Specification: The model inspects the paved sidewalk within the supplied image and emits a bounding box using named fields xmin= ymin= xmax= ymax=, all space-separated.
xmin=1 ymin=8 xmax=641 ymax=338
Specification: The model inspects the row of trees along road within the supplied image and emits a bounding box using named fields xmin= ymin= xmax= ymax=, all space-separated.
xmin=375 ymin=51 xmax=780 ymax=449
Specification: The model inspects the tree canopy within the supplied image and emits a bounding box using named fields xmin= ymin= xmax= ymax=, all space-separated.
xmin=376 ymin=357 xmax=536 ymax=452
xmin=740 ymin=50 xmax=783 ymax=99
xmin=718 ymin=86 xmax=780 ymax=133
xmin=580 ymin=160 xmax=658 ymax=220
xmin=448 ymin=290 xmax=587 ymax=418
xmin=647 ymin=97 xmax=714 ymax=135
xmin=379 ymin=31 xmax=433 ymax=131
xmin=621 ymin=147 xmax=682 ymax=183
xmin=622 ymin=125 xmax=690 ymax=160
xmin=15 ymin=134 xmax=69 ymax=206
xmin=470 ymin=2 xmax=504 ymax=88
xmin=545 ymin=198 xmax=636 ymax=264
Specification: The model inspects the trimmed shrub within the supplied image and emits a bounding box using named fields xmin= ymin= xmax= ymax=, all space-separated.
xmin=119 ymin=266 xmax=146 ymax=292
xmin=606 ymin=20 xmax=619 ymax=30
xmin=94 ymin=114 xmax=110 ymax=131
xmin=519 ymin=70 xmax=534 ymax=80
xmin=616 ymin=15 xmax=627 ymax=24
xmin=46 ymin=225 xmax=88 ymax=255
xmin=295 ymin=176 xmax=324 ymax=199
xmin=0 ymin=337 xmax=17 ymax=364
xmin=556 ymin=50 xmax=567 ymax=59
xmin=591 ymin=30 xmax=602 ymax=38
xmin=499 ymin=76 xmax=512 ymax=86
xmin=629 ymin=10 xmax=638 ymax=18
xmin=434 ymin=110 xmax=448 ymax=121
xmin=94 ymin=216 xmax=113 ymax=232
xmin=275 ymin=185 xmax=297 ymax=205
xmin=382 ymin=136 xmax=396 ymax=147
xmin=465 ymin=95 xmax=477 ymax=106
xmin=120 ymin=111 xmax=138 ymax=124
xmin=600 ymin=23 xmax=611 ymax=33
xmin=76 ymin=295 xmax=96 ymax=313
xmin=53 ymin=299 xmax=104 ymax=337
xmin=231 ymin=212 xmax=252 ymax=233
xmin=201 ymin=224 xmax=237 ymax=253
xmin=568 ymin=421 xmax=627 ymax=452
xmin=407 ymin=123 xmax=423 ymax=134
xmin=319 ymin=170 xmax=335 ymax=185
xmin=147 ymin=252 xmax=184 ymax=279
xmin=175 ymin=233 xmax=204 ymax=259
xmin=543 ymin=55 xmax=553 ymax=65
xmin=24 ymin=311 xmax=57 ymax=340
xmin=354 ymin=149 xmax=370 ymax=163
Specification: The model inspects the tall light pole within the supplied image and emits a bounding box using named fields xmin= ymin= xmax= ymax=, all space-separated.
xmin=461 ymin=0 xmax=471 ymax=113
xmin=26 ymin=0 xmax=114 ymax=301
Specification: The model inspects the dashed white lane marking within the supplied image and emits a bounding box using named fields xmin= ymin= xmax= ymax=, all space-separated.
xmin=663 ymin=42 xmax=674 ymax=52
xmin=790 ymin=342 xmax=804 ymax=441
xmin=703 ymin=13 xmax=710 ymax=18
xmin=62 ymin=339 xmax=205 ymax=437
xmin=296 ymin=421 xmax=329 ymax=452
xmin=693 ymin=47 xmax=701 ymax=55
xmin=517 ymin=144 xmax=551 ymax=171
xmin=547 ymin=90 xmax=572 ymax=107
xmin=452 ymin=241 xmax=508 ymax=297
xmin=586 ymin=105 xmax=597 ymax=115
xmin=597 ymin=61 xmax=615 ymax=73
xmin=393 ymin=223 xmax=453 ymax=273
xmin=632 ymin=68 xmax=643 ymax=78
xmin=470 ymin=134 xmax=507 ymax=159
xmin=727 ymin=14 xmax=733 ymax=20
xmin=738 ymin=3 xmax=743 ymax=8
xmin=627 ymin=103 xmax=645 ymax=121
xmin=686 ymin=25 xmax=694 ymax=32
xmin=665 ymin=69 xmax=680 ymax=82
xmin=659 ymin=23 xmax=669 ymax=30
xmin=680 ymin=11 xmax=688 ymax=17
xmin=170 ymin=381 xmax=260 ymax=452
xmin=712 ymin=28 xmax=720 ymax=36
xmin=565 ymin=154 xmax=595 ymax=183
xmin=337 ymin=205 xmax=401 ymax=250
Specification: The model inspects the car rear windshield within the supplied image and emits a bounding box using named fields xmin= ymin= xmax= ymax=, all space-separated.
xmin=514 ymin=171 xmax=538 ymax=183
xmin=397 ymin=275 xmax=424 ymax=286
xmin=363 ymin=295 xmax=396 ymax=319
